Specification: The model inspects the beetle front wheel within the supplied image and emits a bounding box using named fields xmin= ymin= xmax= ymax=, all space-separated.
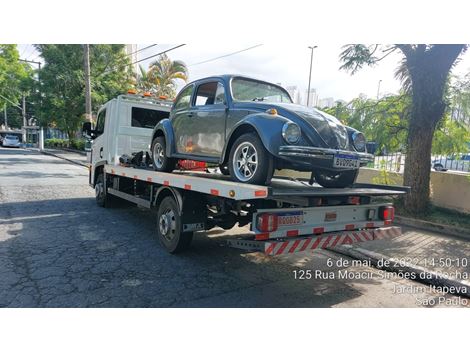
xmin=228 ymin=133 xmax=273 ymax=185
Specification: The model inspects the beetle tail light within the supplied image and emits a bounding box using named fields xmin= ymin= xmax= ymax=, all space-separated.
xmin=256 ymin=213 xmax=279 ymax=232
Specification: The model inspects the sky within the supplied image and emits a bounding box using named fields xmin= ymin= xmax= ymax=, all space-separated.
xmin=17 ymin=44 xmax=470 ymax=103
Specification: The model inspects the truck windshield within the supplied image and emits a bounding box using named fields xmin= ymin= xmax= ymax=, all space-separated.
xmin=231 ymin=78 xmax=292 ymax=103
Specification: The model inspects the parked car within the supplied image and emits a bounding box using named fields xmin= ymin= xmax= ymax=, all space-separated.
xmin=432 ymin=154 xmax=470 ymax=172
xmin=2 ymin=134 xmax=21 ymax=148
xmin=150 ymin=75 xmax=373 ymax=187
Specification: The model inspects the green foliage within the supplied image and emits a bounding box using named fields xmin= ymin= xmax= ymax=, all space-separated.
xmin=0 ymin=45 xmax=34 ymax=126
xmin=35 ymin=44 xmax=133 ymax=139
xmin=432 ymin=116 xmax=470 ymax=155
xmin=135 ymin=54 xmax=188 ymax=98
xmin=449 ymin=72 xmax=470 ymax=127
xmin=44 ymin=138 xmax=85 ymax=150
xmin=44 ymin=138 xmax=68 ymax=148
xmin=322 ymin=94 xmax=409 ymax=154
xmin=69 ymin=138 xmax=85 ymax=150
xmin=371 ymin=160 xmax=402 ymax=185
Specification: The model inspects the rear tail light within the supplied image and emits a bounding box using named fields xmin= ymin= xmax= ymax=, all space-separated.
xmin=379 ymin=206 xmax=395 ymax=224
xmin=348 ymin=196 xmax=360 ymax=205
xmin=256 ymin=213 xmax=279 ymax=232
xmin=178 ymin=160 xmax=207 ymax=171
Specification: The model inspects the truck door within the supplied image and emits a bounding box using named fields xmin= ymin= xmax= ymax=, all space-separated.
xmin=91 ymin=107 xmax=108 ymax=184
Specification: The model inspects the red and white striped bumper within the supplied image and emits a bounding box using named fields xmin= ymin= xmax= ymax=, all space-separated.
xmin=227 ymin=226 xmax=402 ymax=256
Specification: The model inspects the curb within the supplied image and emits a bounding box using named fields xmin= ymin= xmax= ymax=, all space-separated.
xmin=395 ymin=215 xmax=470 ymax=241
xmin=329 ymin=245 xmax=470 ymax=299
xmin=40 ymin=150 xmax=88 ymax=168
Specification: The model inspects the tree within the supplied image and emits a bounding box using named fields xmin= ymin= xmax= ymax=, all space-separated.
xmin=432 ymin=117 xmax=470 ymax=155
xmin=339 ymin=44 xmax=467 ymax=214
xmin=35 ymin=44 xmax=133 ymax=140
xmin=323 ymin=94 xmax=409 ymax=154
xmin=449 ymin=72 xmax=470 ymax=127
xmin=135 ymin=65 xmax=155 ymax=93
xmin=146 ymin=54 xmax=188 ymax=97
xmin=0 ymin=44 xmax=33 ymax=127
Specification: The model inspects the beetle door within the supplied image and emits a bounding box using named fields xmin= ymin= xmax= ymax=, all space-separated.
xmin=189 ymin=81 xmax=227 ymax=157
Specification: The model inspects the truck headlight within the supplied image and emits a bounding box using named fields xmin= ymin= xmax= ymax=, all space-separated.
xmin=282 ymin=122 xmax=301 ymax=144
xmin=352 ymin=132 xmax=366 ymax=152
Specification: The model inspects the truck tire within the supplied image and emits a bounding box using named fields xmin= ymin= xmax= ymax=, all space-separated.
xmin=228 ymin=133 xmax=273 ymax=185
xmin=151 ymin=136 xmax=176 ymax=172
xmin=156 ymin=196 xmax=193 ymax=253
xmin=95 ymin=173 xmax=107 ymax=207
xmin=315 ymin=169 xmax=359 ymax=188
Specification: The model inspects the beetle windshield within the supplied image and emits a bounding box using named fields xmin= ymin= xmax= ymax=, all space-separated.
xmin=231 ymin=78 xmax=292 ymax=103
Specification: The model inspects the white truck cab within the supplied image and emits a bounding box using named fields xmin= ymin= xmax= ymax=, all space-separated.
xmin=84 ymin=92 xmax=172 ymax=186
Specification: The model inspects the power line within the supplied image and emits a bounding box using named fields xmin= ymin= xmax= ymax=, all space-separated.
xmin=132 ymin=44 xmax=186 ymax=65
xmin=188 ymin=44 xmax=263 ymax=67
xmin=126 ymin=44 xmax=157 ymax=57
xmin=100 ymin=44 xmax=186 ymax=76
xmin=19 ymin=45 xmax=28 ymax=57
xmin=24 ymin=45 xmax=36 ymax=61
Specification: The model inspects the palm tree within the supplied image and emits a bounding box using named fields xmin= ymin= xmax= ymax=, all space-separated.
xmin=135 ymin=65 xmax=154 ymax=93
xmin=147 ymin=54 xmax=188 ymax=97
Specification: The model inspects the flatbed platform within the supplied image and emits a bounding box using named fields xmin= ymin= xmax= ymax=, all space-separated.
xmin=105 ymin=164 xmax=409 ymax=201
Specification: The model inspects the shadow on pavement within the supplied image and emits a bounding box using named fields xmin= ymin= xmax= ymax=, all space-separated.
xmin=0 ymin=196 xmax=377 ymax=308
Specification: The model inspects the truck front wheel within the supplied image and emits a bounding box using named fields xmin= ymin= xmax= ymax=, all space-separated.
xmin=95 ymin=173 xmax=107 ymax=207
xmin=156 ymin=196 xmax=193 ymax=253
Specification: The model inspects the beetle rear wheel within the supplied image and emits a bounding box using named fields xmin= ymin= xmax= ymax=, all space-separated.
xmin=151 ymin=136 xmax=176 ymax=172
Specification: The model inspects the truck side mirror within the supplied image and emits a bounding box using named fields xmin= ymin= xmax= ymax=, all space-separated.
xmin=82 ymin=122 xmax=93 ymax=138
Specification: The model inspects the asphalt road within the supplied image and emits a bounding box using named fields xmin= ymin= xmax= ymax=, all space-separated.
xmin=0 ymin=147 xmax=467 ymax=307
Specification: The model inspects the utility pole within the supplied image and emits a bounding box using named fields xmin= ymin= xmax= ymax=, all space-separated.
xmin=83 ymin=44 xmax=92 ymax=122
xmin=377 ymin=79 xmax=382 ymax=100
xmin=22 ymin=95 xmax=27 ymax=143
xmin=3 ymin=104 xmax=7 ymax=128
xmin=306 ymin=45 xmax=318 ymax=108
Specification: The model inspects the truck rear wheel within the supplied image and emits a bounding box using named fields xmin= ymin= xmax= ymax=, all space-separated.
xmin=156 ymin=196 xmax=193 ymax=253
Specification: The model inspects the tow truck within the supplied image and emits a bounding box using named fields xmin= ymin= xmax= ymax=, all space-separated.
xmin=83 ymin=91 xmax=409 ymax=254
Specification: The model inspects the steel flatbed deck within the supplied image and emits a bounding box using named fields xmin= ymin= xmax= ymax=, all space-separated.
xmin=105 ymin=164 xmax=409 ymax=201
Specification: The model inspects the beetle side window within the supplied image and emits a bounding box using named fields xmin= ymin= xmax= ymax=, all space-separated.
xmin=95 ymin=108 xmax=106 ymax=136
xmin=214 ymin=83 xmax=226 ymax=105
xmin=174 ymin=85 xmax=194 ymax=111
xmin=194 ymin=81 xmax=225 ymax=106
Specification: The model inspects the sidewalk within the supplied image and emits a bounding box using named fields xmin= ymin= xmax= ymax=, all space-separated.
xmin=41 ymin=148 xmax=88 ymax=167
xmin=330 ymin=226 xmax=470 ymax=297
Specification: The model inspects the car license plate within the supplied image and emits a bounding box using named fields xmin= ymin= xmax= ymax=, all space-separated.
xmin=333 ymin=153 xmax=359 ymax=169
xmin=277 ymin=211 xmax=303 ymax=227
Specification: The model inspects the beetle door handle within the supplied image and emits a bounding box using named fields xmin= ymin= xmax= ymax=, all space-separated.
xmin=187 ymin=112 xmax=194 ymax=118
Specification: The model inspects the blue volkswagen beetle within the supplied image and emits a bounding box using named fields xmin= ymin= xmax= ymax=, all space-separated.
xmin=151 ymin=75 xmax=373 ymax=187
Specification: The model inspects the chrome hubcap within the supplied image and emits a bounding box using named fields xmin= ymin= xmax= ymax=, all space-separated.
xmin=159 ymin=209 xmax=176 ymax=241
xmin=233 ymin=142 xmax=258 ymax=182
xmin=153 ymin=142 xmax=165 ymax=168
